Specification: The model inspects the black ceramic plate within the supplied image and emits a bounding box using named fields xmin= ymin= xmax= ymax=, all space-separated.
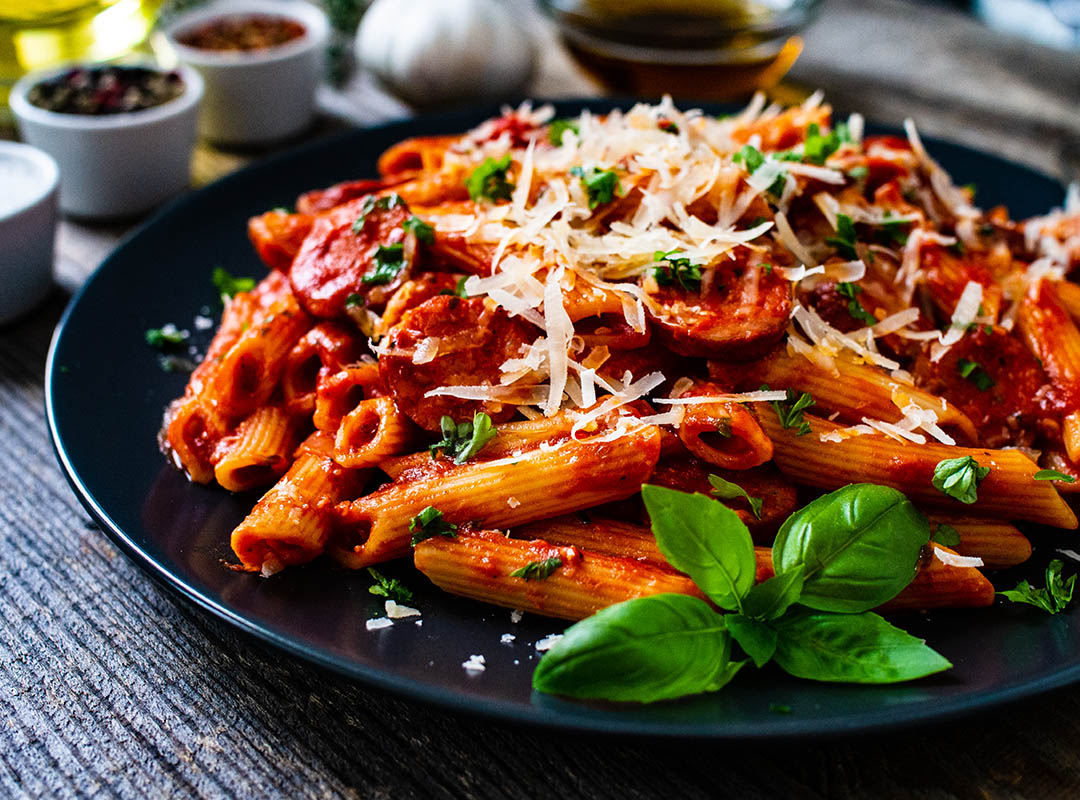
xmin=48 ymin=100 xmax=1080 ymax=738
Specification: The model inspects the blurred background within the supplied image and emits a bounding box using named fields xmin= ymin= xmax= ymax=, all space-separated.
xmin=3 ymin=0 xmax=1080 ymax=288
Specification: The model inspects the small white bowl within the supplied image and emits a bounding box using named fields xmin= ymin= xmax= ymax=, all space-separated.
xmin=162 ymin=0 xmax=329 ymax=146
xmin=9 ymin=62 xmax=203 ymax=219
xmin=0 ymin=141 xmax=59 ymax=324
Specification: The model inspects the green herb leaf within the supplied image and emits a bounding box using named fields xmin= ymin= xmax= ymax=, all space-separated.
xmin=773 ymin=484 xmax=931 ymax=613
xmin=931 ymin=523 xmax=962 ymax=547
xmin=212 ymin=267 xmax=256 ymax=300
xmin=932 ymin=456 xmax=990 ymax=504
xmin=658 ymin=118 xmax=679 ymax=134
xmin=361 ymin=243 xmax=406 ymax=286
xmin=733 ymin=144 xmax=787 ymax=197
xmin=429 ymin=412 xmax=497 ymax=464
xmin=772 ymin=608 xmax=951 ymax=683
xmin=741 ymin=565 xmax=806 ymax=621
xmin=651 ymin=249 xmax=703 ymax=292
xmin=999 ymin=559 xmax=1077 ymax=614
xmin=403 ymin=215 xmax=435 ymax=244
xmin=145 ymin=324 xmax=189 ymax=349
xmin=726 ymin=614 xmax=778 ymax=668
xmin=769 ymin=388 xmax=816 ymax=436
xmin=465 ymin=154 xmax=514 ymax=202
xmin=799 ymin=122 xmax=850 ymax=166
xmin=548 ymin=118 xmax=580 ymax=146
xmin=957 ymin=358 xmax=995 ymax=391
xmin=408 ymin=506 xmax=458 ymax=546
xmin=531 ymin=594 xmax=742 ymax=703
xmin=352 ymin=193 xmax=404 ymax=232
xmin=708 ymin=474 xmax=764 ymax=519
xmin=825 ymin=214 xmax=859 ymax=260
xmin=510 ymin=557 xmax=563 ymax=581
xmin=876 ymin=213 xmax=911 ymax=247
xmin=367 ymin=567 xmax=413 ymax=603
xmin=1034 ymin=469 xmax=1077 ymax=483
xmin=570 ymin=165 xmax=621 ymax=210
xmin=641 ymin=485 xmax=757 ymax=612
xmin=345 ymin=293 xmax=363 ymax=308
xmin=847 ymin=165 xmax=868 ymax=179
xmin=836 ymin=282 xmax=877 ymax=326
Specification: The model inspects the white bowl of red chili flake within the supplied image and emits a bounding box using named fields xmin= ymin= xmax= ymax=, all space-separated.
xmin=162 ymin=0 xmax=329 ymax=146
xmin=9 ymin=62 xmax=203 ymax=219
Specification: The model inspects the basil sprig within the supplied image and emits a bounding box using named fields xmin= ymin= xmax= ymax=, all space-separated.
xmin=532 ymin=483 xmax=949 ymax=703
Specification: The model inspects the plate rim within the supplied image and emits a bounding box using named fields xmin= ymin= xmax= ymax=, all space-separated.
xmin=45 ymin=98 xmax=1080 ymax=740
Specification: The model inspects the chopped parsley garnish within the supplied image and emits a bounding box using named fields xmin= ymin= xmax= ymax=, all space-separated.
xmin=708 ymin=474 xmax=763 ymax=519
xmin=429 ymin=412 xmax=497 ymax=464
xmin=658 ymin=118 xmax=679 ymax=134
xmin=999 ymin=559 xmax=1076 ymax=614
xmin=367 ymin=567 xmax=413 ymax=603
xmin=409 ymin=506 xmax=458 ymax=546
xmin=651 ymin=249 xmax=703 ymax=292
xmin=361 ymin=243 xmax=406 ymax=285
xmin=570 ymin=165 xmax=621 ymax=209
xmin=836 ymin=282 xmax=877 ymax=326
xmin=847 ymin=165 xmax=869 ymax=179
xmin=212 ymin=267 xmax=256 ymax=300
xmin=351 ymin=193 xmax=404 ymax=233
xmin=510 ymin=557 xmax=563 ymax=581
xmin=548 ymin=118 xmax=579 ymax=146
xmin=825 ymin=214 xmax=858 ymax=260
xmin=931 ymin=523 xmax=961 ymax=547
xmin=769 ymin=387 xmax=816 ymax=436
xmin=798 ymin=121 xmax=850 ymax=166
xmin=733 ymin=144 xmax=786 ymax=196
xmin=403 ymin=215 xmax=434 ymax=244
xmin=1034 ymin=469 xmax=1077 ymax=483
xmin=876 ymin=213 xmax=912 ymax=247
xmin=932 ymin=456 xmax=989 ymax=504
xmin=465 ymin=154 xmax=514 ymax=202
xmin=957 ymin=358 xmax=994 ymax=391
xmin=345 ymin=293 xmax=363 ymax=308
xmin=145 ymin=324 xmax=189 ymax=349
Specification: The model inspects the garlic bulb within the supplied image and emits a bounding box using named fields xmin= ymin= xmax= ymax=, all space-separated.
xmin=356 ymin=0 xmax=535 ymax=106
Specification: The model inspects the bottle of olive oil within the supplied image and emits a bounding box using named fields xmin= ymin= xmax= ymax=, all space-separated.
xmin=1 ymin=0 xmax=163 ymax=121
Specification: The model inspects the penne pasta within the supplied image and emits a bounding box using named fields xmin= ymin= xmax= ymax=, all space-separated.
xmin=759 ymin=409 xmax=1078 ymax=529
xmin=213 ymin=404 xmax=298 ymax=493
xmin=330 ymin=422 xmax=662 ymax=567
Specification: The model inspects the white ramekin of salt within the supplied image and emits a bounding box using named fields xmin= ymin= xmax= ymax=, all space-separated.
xmin=0 ymin=141 xmax=59 ymax=325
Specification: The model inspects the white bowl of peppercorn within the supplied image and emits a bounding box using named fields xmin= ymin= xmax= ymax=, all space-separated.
xmin=9 ymin=61 xmax=203 ymax=219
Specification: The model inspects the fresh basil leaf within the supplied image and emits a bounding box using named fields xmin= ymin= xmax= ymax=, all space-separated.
xmin=773 ymin=484 xmax=930 ymax=613
xmin=1034 ymin=469 xmax=1077 ymax=483
xmin=531 ymin=594 xmax=742 ymax=703
xmin=931 ymin=523 xmax=961 ymax=547
xmin=708 ymin=474 xmax=763 ymax=519
xmin=641 ymin=485 xmax=757 ymax=612
xmin=726 ymin=614 xmax=777 ymax=668
xmin=772 ymin=608 xmax=951 ymax=683
xmin=999 ymin=559 xmax=1077 ymax=614
xmin=741 ymin=565 xmax=805 ymax=621
xmin=932 ymin=456 xmax=990 ymax=504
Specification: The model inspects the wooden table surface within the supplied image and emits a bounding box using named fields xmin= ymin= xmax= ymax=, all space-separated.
xmin=6 ymin=1 xmax=1080 ymax=796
